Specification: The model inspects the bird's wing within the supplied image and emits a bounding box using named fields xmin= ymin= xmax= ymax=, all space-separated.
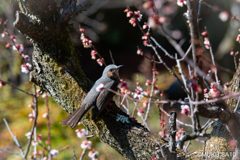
xmin=60 ymin=102 xmax=95 ymax=129
xmin=92 ymin=80 xmax=118 ymax=120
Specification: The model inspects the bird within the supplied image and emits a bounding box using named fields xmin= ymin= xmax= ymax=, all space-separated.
xmin=60 ymin=64 xmax=123 ymax=129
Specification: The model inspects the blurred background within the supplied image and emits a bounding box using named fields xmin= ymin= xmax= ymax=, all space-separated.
xmin=0 ymin=0 xmax=240 ymax=159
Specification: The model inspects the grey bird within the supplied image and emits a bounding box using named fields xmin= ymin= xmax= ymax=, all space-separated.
xmin=60 ymin=64 xmax=123 ymax=129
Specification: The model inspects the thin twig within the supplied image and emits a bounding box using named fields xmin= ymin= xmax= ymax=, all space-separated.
xmin=133 ymin=102 xmax=150 ymax=131
xmin=46 ymin=95 xmax=51 ymax=160
xmin=234 ymin=96 xmax=240 ymax=112
xmin=0 ymin=148 xmax=21 ymax=156
xmin=3 ymin=118 xmax=25 ymax=159
xmin=0 ymin=79 xmax=34 ymax=96
xmin=109 ymin=50 xmax=115 ymax=64
xmin=79 ymin=148 xmax=86 ymax=160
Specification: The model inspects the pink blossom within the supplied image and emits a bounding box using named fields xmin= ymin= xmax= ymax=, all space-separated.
xmin=177 ymin=0 xmax=186 ymax=7
xmin=81 ymin=140 xmax=92 ymax=149
xmin=10 ymin=35 xmax=16 ymax=42
xmin=142 ymin=33 xmax=149 ymax=40
xmin=126 ymin=10 xmax=133 ymax=17
xmin=79 ymin=27 xmax=86 ymax=33
xmin=143 ymin=89 xmax=150 ymax=96
xmin=96 ymin=59 xmax=103 ymax=66
xmin=37 ymin=150 xmax=43 ymax=156
xmin=28 ymin=103 xmax=34 ymax=108
xmin=142 ymin=22 xmax=148 ymax=29
xmin=143 ymin=101 xmax=148 ymax=108
xmin=0 ymin=18 xmax=2 ymax=25
xmin=1 ymin=30 xmax=7 ymax=38
xmin=204 ymin=88 xmax=207 ymax=94
xmin=145 ymin=79 xmax=151 ymax=86
xmin=32 ymin=140 xmax=38 ymax=146
xmin=80 ymin=33 xmax=92 ymax=48
xmin=137 ymin=48 xmax=143 ymax=55
xmin=201 ymin=31 xmax=208 ymax=36
xmin=42 ymin=113 xmax=48 ymax=118
xmin=0 ymin=81 xmax=6 ymax=87
xmin=183 ymin=10 xmax=189 ymax=19
xmin=50 ymin=149 xmax=59 ymax=158
xmin=154 ymin=85 xmax=160 ymax=94
xmin=28 ymin=111 xmax=35 ymax=121
xmin=219 ymin=11 xmax=229 ymax=22
xmin=42 ymin=93 xmax=50 ymax=98
xmin=159 ymin=131 xmax=168 ymax=138
xmin=134 ymin=11 xmax=142 ymax=22
xmin=88 ymin=149 xmax=99 ymax=160
xmin=36 ymin=89 xmax=43 ymax=94
xmin=181 ymin=105 xmax=190 ymax=115
xmin=133 ymin=86 xmax=144 ymax=99
xmin=24 ymin=55 xmax=29 ymax=60
xmin=37 ymin=134 xmax=42 ymax=143
xmin=96 ymin=83 xmax=104 ymax=92
xmin=143 ymin=40 xmax=149 ymax=46
xmin=139 ymin=108 xmax=144 ymax=114
xmin=204 ymin=37 xmax=210 ymax=49
xmin=91 ymin=50 xmax=97 ymax=59
xmin=129 ymin=18 xmax=137 ymax=27
xmin=13 ymin=44 xmax=24 ymax=52
xmin=5 ymin=43 xmax=11 ymax=48
xmin=236 ymin=34 xmax=240 ymax=43
xmin=75 ymin=129 xmax=87 ymax=138
xmin=25 ymin=132 xmax=32 ymax=139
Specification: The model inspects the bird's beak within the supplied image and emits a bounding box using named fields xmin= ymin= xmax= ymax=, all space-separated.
xmin=117 ymin=65 xmax=124 ymax=69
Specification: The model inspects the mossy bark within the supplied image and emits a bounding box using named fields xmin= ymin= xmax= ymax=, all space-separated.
xmin=14 ymin=0 xmax=167 ymax=159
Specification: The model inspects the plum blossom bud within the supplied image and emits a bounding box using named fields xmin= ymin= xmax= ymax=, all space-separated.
xmin=88 ymin=149 xmax=98 ymax=160
xmin=204 ymin=88 xmax=207 ymax=94
xmin=32 ymin=140 xmax=38 ymax=146
xmin=37 ymin=134 xmax=42 ymax=143
xmin=129 ymin=18 xmax=137 ymax=27
xmin=75 ymin=129 xmax=87 ymax=138
xmin=143 ymin=22 xmax=148 ymax=29
xmin=10 ymin=35 xmax=16 ymax=42
xmin=50 ymin=149 xmax=59 ymax=158
xmin=204 ymin=37 xmax=210 ymax=49
xmin=91 ymin=50 xmax=97 ymax=59
xmin=24 ymin=55 xmax=29 ymax=60
xmin=143 ymin=101 xmax=148 ymax=108
xmin=25 ymin=132 xmax=32 ymax=139
xmin=209 ymin=85 xmax=220 ymax=98
xmin=177 ymin=0 xmax=186 ymax=7
xmin=219 ymin=11 xmax=229 ymax=22
xmin=79 ymin=27 xmax=86 ymax=33
xmin=13 ymin=44 xmax=24 ymax=52
xmin=37 ymin=150 xmax=43 ymax=156
xmin=28 ymin=103 xmax=34 ymax=108
xmin=143 ymin=40 xmax=149 ymax=46
xmin=48 ymin=5 xmax=54 ymax=11
xmin=42 ymin=93 xmax=50 ymax=98
xmin=36 ymin=89 xmax=43 ymax=94
xmin=126 ymin=10 xmax=133 ymax=17
xmin=1 ymin=30 xmax=7 ymax=38
xmin=96 ymin=83 xmax=104 ymax=92
xmin=183 ymin=10 xmax=189 ymax=19
xmin=143 ymin=89 xmax=150 ymax=96
xmin=124 ymin=8 xmax=130 ymax=13
xmin=139 ymin=108 xmax=144 ymax=113
xmin=5 ymin=43 xmax=11 ymax=48
xmin=42 ymin=113 xmax=48 ymax=118
xmin=97 ymin=59 xmax=103 ymax=66
xmin=0 ymin=18 xmax=2 ymax=25
xmin=230 ymin=49 xmax=235 ymax=56
xmin=145 ymin=79 xmax=151 ymax=86
xmin=142 ymin=33 xmax=149 ymax=40
xmin=29 ymin=111 xmax=35 ymax=121
xmin=137 ymin=48 xmax=143 ymax=55
xmin=201 ymin=31 xmax=208 ymax=36
xmin=154 ymin=85 xmax=160 ymax=94
xmin=236 ymin=34 xmax=240 ymax=43
xmin=0 ymin=81 xmax=6 ymax=87
xmin=181 ymin=105 xmax=190 ymax=115
xmin=81 ymin=140 xmax=92 ymax=149
xmin=134 ymin=11 xmax=142 ymax=22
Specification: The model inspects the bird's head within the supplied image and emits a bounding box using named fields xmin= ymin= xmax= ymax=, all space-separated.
xmin=102 ymin=64 xmax=123 ymax=80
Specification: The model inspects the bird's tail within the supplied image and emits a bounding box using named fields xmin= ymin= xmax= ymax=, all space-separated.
xmin=60 ymin=105 xmax=92 ymax=129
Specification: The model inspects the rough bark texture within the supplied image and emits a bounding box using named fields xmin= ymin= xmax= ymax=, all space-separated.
xmin=14 ymin=0 xmax=167 ymax=159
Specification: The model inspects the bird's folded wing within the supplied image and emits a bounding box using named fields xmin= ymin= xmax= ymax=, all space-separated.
xmin=92 ymin=80 xmax=117 ymax=120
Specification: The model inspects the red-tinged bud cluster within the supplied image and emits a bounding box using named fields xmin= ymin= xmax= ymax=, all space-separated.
xmin=181 ymin=105 xmax=190 ymax=115
xmin=91 ymin=50 xmax=97 ymax=59
xmin=37 ymin=134 xmax=42 ymax=143
xmin=96 ymin=58 xmax=103 ymax=66
xmin=0 ymin=18 xmax=2 ymax=25
xmin=143 ymin=101 xmax=148 ymax=108
xmin=159 ymin=130 xmax=168 ymax=139
xmin=80 ymin=33 xmax=92 ymax=48
xmin=160 ymin=118 xmax=164 ymax=127
xmin=143 ymin=40 xmax=149 ymax=46
xmin=143 ymin=22 xmax=148 ymax=30
xmin=124 ymin=7 xmax=142 ymax=27
xmin=236 ymin=34 xmax=240 ymax=43
xmin=130 ymin=117 xmax=138 ymax=122
xmin=137 ymin=48 xmax=143 ymax=55
xmin=190 ymin=82 xmax=201 ymax=92
xmin=0 ymin=81 xmax=6 ymax=87
xmin=230 ymin=48 xmax=239 ymax=56
xmin=88 ymin=149 xmax=99 ymax=160
xmin=204 ymin=37 xmax=210 ymax=49
xmin=177 ymin=0 xmax=186 ymax=7
xmin=145 ymin=79 xmax=151 ymax=86
xmin=201 ymin=31 xmax=208 ymax=36
xmin=154 ymin=85 xmax=160 ymax=94
xmin=1 ymin=30 xmax=8 ymax=38
xmin=10 ymin=35 xmax=16 ymax=42
xmin=143 ymin=89 xmax=150 ymax=96
xmin=142 ymin=32 xmax=150 ymax=40
xmin=118 ymin=80 xmax=129 ymax=94
xmin=139 ymin=108 xmax=144 ymax=114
